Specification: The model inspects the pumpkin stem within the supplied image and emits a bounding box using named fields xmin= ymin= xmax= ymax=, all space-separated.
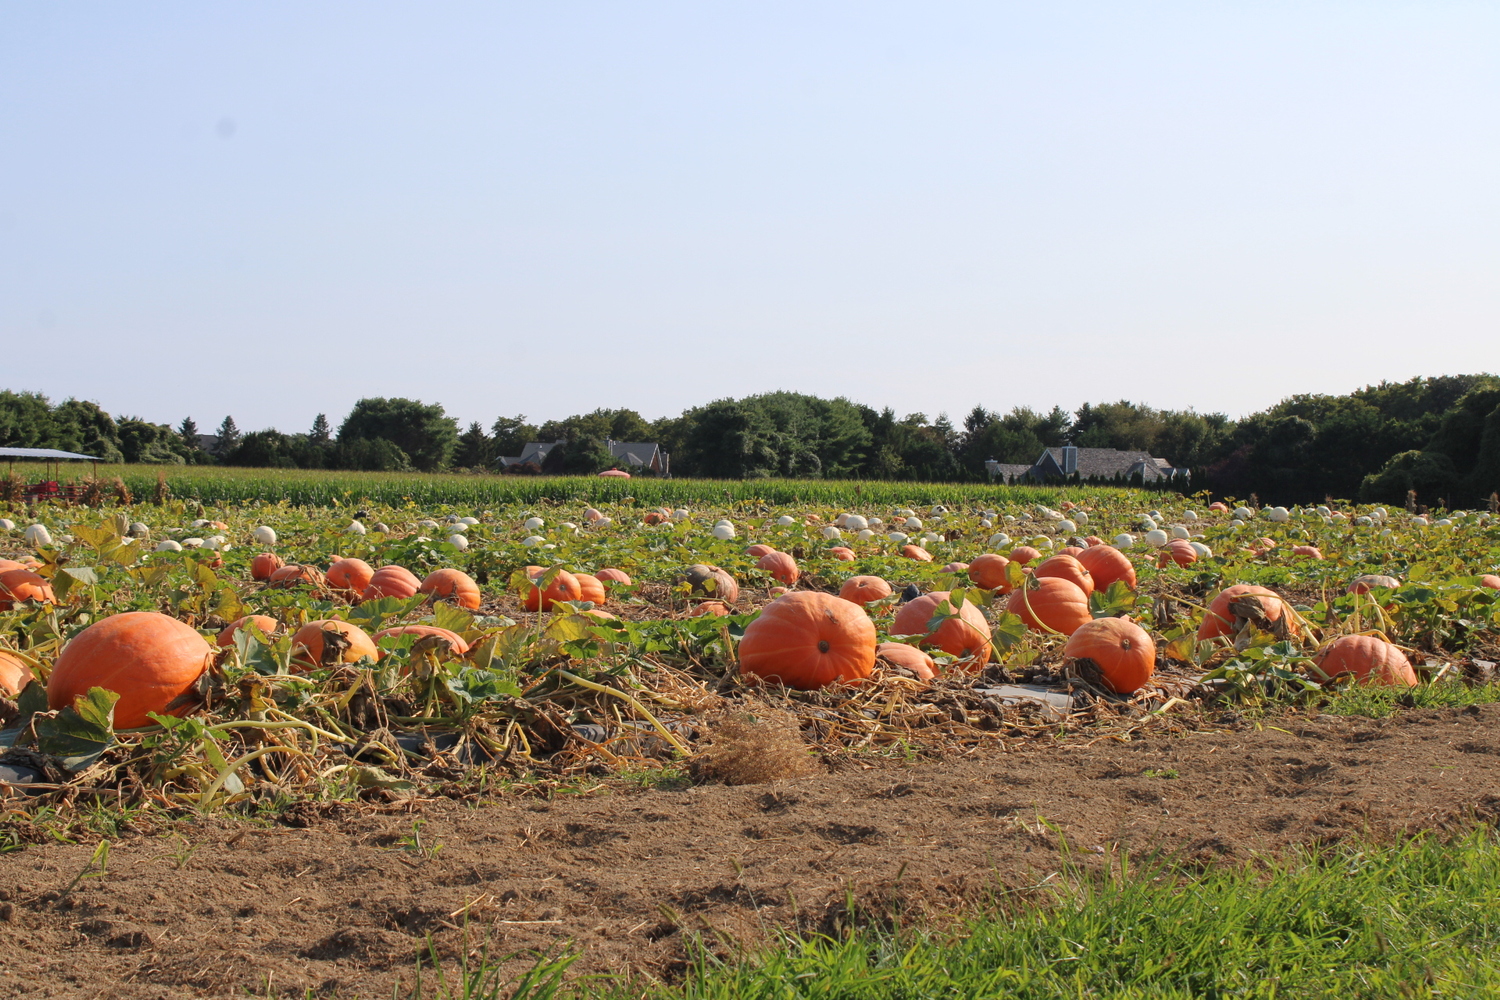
xmin=817 ymin=640 xmax=830 ymax=653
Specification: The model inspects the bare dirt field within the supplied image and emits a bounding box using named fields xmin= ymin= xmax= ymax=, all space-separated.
xmin=3 ymin=703 xmax=1498 ymax=1000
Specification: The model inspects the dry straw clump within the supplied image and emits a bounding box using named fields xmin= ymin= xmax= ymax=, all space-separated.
xmin=691 ymin=707 xmax=820 ymax=786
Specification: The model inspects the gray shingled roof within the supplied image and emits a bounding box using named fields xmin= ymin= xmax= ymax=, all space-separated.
xmin=1044 ymin=447 xmax=1174 ymax=479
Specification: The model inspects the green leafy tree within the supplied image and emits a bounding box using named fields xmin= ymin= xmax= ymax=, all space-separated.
xmin=337 ymin=398 xmax=458 ymax=472
xmin=490 ymin=415 xmax=538 ymax=460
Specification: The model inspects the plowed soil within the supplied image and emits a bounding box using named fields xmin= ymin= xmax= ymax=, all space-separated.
xmin=4 ymin=704 xmax=1499 ymax=999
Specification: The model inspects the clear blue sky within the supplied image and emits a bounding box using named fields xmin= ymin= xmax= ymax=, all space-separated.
xmin=3 ymin=3 xmax=1498 ymax=435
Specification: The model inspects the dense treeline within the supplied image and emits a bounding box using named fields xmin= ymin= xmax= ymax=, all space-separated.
xmin=3 ymin=375 xmax=1499 ymax=506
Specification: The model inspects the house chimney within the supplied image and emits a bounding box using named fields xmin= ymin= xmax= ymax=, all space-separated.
xmin=1061 ymin=445 xmax=1078 ymax=475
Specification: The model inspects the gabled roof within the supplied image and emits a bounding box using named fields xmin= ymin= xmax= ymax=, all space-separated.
xmin=608 ymin=441 xmax=660 ymax=467
xmin=1042 ymin=447 xmax=1175 ymax=479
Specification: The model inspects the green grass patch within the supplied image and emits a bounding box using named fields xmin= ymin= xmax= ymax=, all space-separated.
xmin=1320 ymin=679 xmax=1500 ymax=719
xmin=421 ymin=832 xmax=1500 ymax=999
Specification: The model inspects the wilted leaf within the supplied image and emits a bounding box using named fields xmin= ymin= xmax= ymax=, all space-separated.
xmin=991 ymin=611 xmax=1029 ymax=652
xmin=431 ymin=601 xmax=474 ymax=633
xmin=345 ymin=596 xmax=427 ymax=631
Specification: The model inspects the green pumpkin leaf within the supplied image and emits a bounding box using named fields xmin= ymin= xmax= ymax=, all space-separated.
xmin=991 ymin=611 xmax=1029 ymax=652
xmin=1089 ymin=580 xmax=1138 ymax=619
xmin=35 ymin=686 xmax=118 ymax=772
xmin=431 ymin=601 xmax=475 ymax=634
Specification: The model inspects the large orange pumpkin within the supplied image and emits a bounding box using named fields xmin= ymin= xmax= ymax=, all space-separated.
xmin=1482 ymin=575 xmax=1500 ymax=590
xmin=595 ymin=568 xmax=633 ymax=587
xmin=1156 ymin=539 xmax=1197 ymax=568
xmin=216 ymin=615 xmax=283 ymax=647
xmin=893 ymin=592 xmax=992 ymax=667
xmin=1007 ymin=577 xmax=1091 ymax=636
xmin=290 ymin=620 xmax=380 ymax=671
xmin=524 ymin=566 xmax=583 ymax=611
xmin=745 ymin=544 xmax=777 ymax=558
xmin=1063 ymin=618 xmax=1155 ymax=694
xmin=1198 ymin=584 xmax=1296 ymax=642
xmin=48 ymin=612 xmax=214 ymax=729
xmin=361 ymin=565 xmax=420 ymax=602
xmin=373 ymin=624 xmax=470 ymax=658
xmin=268 ymin=564 xmax=327 ymax=589
xmin=250 ymin=552 xmax=285 ymax=581
xmin=1291 ymin=545 xmax=1324 ymax=560
xmin=419 ymin=568 xmax=482 ymax=610
xmin=1075 ymin=544 xmax=1136 ymax=591
xmin=681 ymin=564 xmax=739 ymax=604
xmin=838 ymin=575 xmax=892 ymax=607
xmin=757 ymin=551 xmax=800 ymax=585
xmin=875 ymin=642 xmax=937 ymax=681
xmin=0 ymin=569 xmax=55 ymax=610
xmin=968 ymin=554 xmax=1013 ymax=592
xmin=327 ymin=558 xmax=375 ymax=595
xmin=1034 ymin=554 xmax=1094 ymax=596
xmin=1348 ymin=574 xmax=1401 ymax=594
xmin=573 ymin=573 xmax=608 ymax=606
xmin=1009 ymin=545 xmax=1042 ymax=566
xmin=901 ymin=544 xmax=933 ymax=562
xmin=0 ymin=650 xmax=35 ymax=698
xmin=739 ymin=592 xmax=876 ymax=690
xmin=828 ymin=546 xmax=856 ymax=561
xmin=1311 ymin=635 xmax=1417 ymax=687
xmin=0 ymin=559 xmax=23 ymax=575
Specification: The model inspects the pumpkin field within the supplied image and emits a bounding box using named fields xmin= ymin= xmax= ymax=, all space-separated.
xmin=2 ymin=482 xmax=1500 ymax=997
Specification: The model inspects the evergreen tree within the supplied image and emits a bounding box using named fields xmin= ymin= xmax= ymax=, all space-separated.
xmin=309 ymin=413 xmax=331 ymax=445
xmin=455 ymin=421 xmax=493 ymax=468
xmin=214 ymin=416 xmax=240 ymax=458
xmin=178 ymin=417 xmax=199 ymax=445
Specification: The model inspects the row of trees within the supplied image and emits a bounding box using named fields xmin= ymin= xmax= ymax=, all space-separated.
xmin=4 ymin=376 xmax=1499 ymax=505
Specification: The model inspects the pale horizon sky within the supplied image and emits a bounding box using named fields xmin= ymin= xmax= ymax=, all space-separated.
xmin=3 ymin=3 xmax=1498 ymax=435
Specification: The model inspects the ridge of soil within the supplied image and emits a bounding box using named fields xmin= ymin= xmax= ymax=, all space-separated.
xmin=3 ymin=704 xmax=1498 ymax=999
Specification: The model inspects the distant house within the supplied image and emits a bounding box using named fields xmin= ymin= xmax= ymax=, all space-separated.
xmin=499 ymin=439 xmax=669 ymax=475
xmin=986 ymin=445 xmax=1188 ymax=485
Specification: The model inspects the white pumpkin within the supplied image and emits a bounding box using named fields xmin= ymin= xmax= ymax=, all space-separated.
xmin=24 ymin=524 xmax=52 ymax=548
xmin=888 ymin=531 xmax=909 ymax=544
xmin=904 ymin=517 xmax=924 ymax=530
xmin=1114 ymin=533 xmax=1135 ymax=547
xmin=1183 ymin=510 xmax=1198 ymax=522
xmin=524 ymin=516 xmax=544 ymax=531
xmin=1138 ymin=517 xmax=1157 ymax=532
xmin=822 ymin=526 xmax=842 ymax=540
xmin=856 ymin=529 xmax=876 ymax=541
xmin=1057 ymin=519 xmax=1076 ymax=534
xmin=1171 ymin=525 xmax=1190 ymax=540
xmin=182 ymin=537 xmax=205 ymax=548
xmin=673 ymin=508 xmax=690 ymax=521
xmin=712 ymin=523 xmax=736 ymax=541
xmin=844 ymin=514 xmax=868 ymax=532
xmin=522 ymin=535 xmax=546 ymax=547
xmin=346 ymin=520 xmax=367 ymax=535
xmin=1190 ymin=541 xmax=1213 ymax=558
xmin=776 ymin=515 xmax=796 ymax=526
xmin=989 ymin=532 xmax=1012 ymax=547
xmin=447 ymin=534 xmax=470 ymax=551
xmin=1233 ymin=507 xmax=1254 ymax=520
xmin=252 ymin=526 xmax=277 ymax=545
xmin=156 ymin=539 xmax=183 ymax=552
xmin=1144 ymin=529 xmax=1169 ymax=547
xmin=0 ymin=518 xmax=14 ymax=532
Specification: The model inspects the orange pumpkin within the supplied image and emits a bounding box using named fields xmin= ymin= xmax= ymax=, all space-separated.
xmin=739 ymin=591 xmax=876 ymax=690
xmin=1058 ymin=546 xmax=1085 ymax=558
xmin=216 ymin=615 xmax=283 ymax=647
xmin=290 ymin=620 xmax=380 ymax=671
xmin=838 ymin=575 xmax=892 ymax=607
xmin=0 ymin=569 xmax=55 ymax=610
xmin=758 ymin=551 xmax=801 ymax=585
xmin=901 ymin=544 xmax=933 ymax=562
xmin=1481 ymin=575 xmax=1500 ymax=590
xmin=48 ymin=612 xmax=214 ymax=729
xmin=373 ymin=624 xmax=470 ymax=658
xmin=968 ymin=554 xmax=1013 ymax=592
xmin=681 ymin=564 xmax=739 ymax=603
xmin=1035 ymin=554 xmax=1094 ymax=595
xmin=419 ymin=568 xmax=482 ymax=610
xmin=875 ymin=642 xmax=937 ymax=681
xmin=1348 ymin=574 xmax=1401 ymax=594
xmin=828 ymin=546 xmax=856 ymax=561
xmin=942 ymin=561 xmax=969 ymax=573
xmin=1009 ymin=545 xmax=1042 ymax=566
xmin=268 ymin=563 xmax=327 ymax=589
xmin=643 ymin=512 xmax=666 ymax=525
xmin=1007 ymin=577 xmax=1091 ymax=636
xmin=327 ymin=558 xmax=375 ymax=595
xmin=523 ymin=566 xmax=583 ymax=611
xmin=0 ymin=559 xmax=23 ymax=575
xmin=250 ymin=552 xmax=285 ymax=581
xmin=1198 ymin=584 xmax=1296 ymax=642
xmin=1063 ymin=618 xmax=1156 ymax=694
xmin=0 ymin=650 xmax=35 ymax=698
xmin=1208 ymin=502 xmax=1229 ymax=512
xmin=1075 ymin=545 xmax=1136 ymax=591
xmin=745 ymin=544 xmax=777 ymax=558
xmin=1292 ymin=545 xmax=1324 ymax=559
xmin=573 ymin=573 xmax=608 ymax=606
xmin=362 ymin=565 xmax=420 ymax=602
xmin=688 ymin=601 xmax=731 ymax=617
xmin=1156 ymin=539 xmax=1197 ymax=568
xmin=1311 ymin=635 xmax=1417 ymax=687
xmin=893 ymin=592 xmax=992 ymax=667
xmin=595 ymin=567 xmax=633 ymax=587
